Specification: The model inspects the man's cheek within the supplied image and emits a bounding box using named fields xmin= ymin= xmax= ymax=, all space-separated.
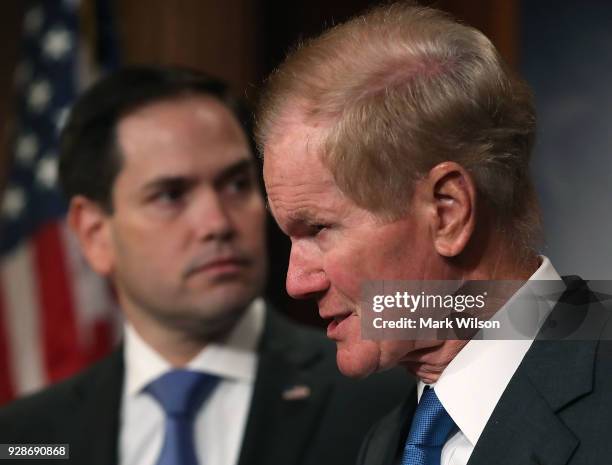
xmin=326 ymin=260 xmax=363 ymax=300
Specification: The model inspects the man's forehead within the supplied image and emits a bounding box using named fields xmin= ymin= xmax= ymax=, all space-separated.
xmin=118 ymin=97 xmax=247 ymax=158
xmin=265 ymin=167 xmax=343 ymax=224
xmin=119 ymin=96 xmax=243 ymax=142
xmin=121 ymin=94 xmax=232 ymax=124
xmin=263 ymin=131 xmax=330 ymax=185
xmin=264 ymin=151 xmax=335 ymax=191
xmin=266 ymin=200 xmax=336 ymax=234
xmin=113 ymin=101 xmax=253 ymax=194
xmin=262 ymin=108 xmax=346 ymax=220
xmin=264 ymin=107 xmax=330 ymax=154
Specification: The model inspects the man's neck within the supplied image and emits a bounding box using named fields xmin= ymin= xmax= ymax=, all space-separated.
xmin=120 ymin=306 xmax=212 ymax=367
xmin=403 ymin=250 xmax=542 ymax=383
xmin=130 ymin=319 xmax=208 ymax=367
xmin=456 ymin=228 xmax=541 ymax=281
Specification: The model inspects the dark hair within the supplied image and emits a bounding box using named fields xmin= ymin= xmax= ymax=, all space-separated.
xmin=59 ymin=66 xmax=251 ymax=212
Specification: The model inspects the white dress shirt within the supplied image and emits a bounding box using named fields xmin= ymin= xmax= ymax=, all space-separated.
xmin=416 ymin=257 xmax=562 ymax=465
xmin=119 ymin=298 xmax=265 ymax=465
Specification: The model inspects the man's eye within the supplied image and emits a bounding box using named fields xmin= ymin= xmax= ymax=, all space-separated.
xmin=152 ymin=187 xmax=185 ymax=204
xmin=311 ymin=224 xmax=329 ymax=234
xmin=225 ymin=175 xmax=252 ymax=194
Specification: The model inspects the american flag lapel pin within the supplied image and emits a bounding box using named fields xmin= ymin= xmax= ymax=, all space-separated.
xmin=282 ymin=384 xmax=311 ymax=401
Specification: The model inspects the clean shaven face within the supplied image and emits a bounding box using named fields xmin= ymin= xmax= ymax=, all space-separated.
xmin=263 ymin=117 xmax=451 ymax=379
xmin=103 ymin=95 xmax=268 ymax=338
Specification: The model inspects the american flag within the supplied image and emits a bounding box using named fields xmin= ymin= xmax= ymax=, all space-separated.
xmin=0 ymin=0 xmax=120 ymax=404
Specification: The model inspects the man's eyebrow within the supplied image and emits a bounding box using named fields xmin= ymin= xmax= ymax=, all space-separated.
xmin=140 ymin=158 xmax=254 ymax=193
xmin=265 ymin=191 xmax=325 ymax=221
xmin=214 ymin=158 xmax=254 ymax=185
xmin=285 ymin=209 xmax=324 ymax=226
xmin=142 ymin=175 xmax=196 ymax=193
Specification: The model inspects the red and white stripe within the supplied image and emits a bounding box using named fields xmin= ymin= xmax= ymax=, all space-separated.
xmin=0 ymin=221 xmax=119 ymax=404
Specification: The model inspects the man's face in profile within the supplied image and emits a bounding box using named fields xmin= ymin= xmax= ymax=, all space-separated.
xmin=80 ymin=96 xmax=268 ymax=337
xmin=264 ymin=118 xmax=448 ymax=379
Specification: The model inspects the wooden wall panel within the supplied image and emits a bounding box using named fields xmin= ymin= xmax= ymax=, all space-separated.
xmin=0 ymin=0 xmax=518 ymax=174
xmin=435 ymin=0 xmax=519 ymax=68
xmin=0 ymin=2 xmax=24 ymax=182
xmin=116 ymin=0 xmax=261 ymax=95
xmin=260 ymin=0 xmax=519 ymax=79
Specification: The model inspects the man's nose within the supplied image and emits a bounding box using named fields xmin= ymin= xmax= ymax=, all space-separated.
xmin=286 ymin=241 xmax=329 ymax=299
xmin=192 ymin=192 xmax=234 ymax=241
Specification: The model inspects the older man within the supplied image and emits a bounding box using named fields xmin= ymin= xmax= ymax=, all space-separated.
xmin=0 ymin=66 xmax=410 ymax=465
xmin=259 ymin=3 xmax=612 ymax=465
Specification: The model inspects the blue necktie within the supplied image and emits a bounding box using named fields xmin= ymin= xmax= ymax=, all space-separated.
xmin=401 ymin=386 xmax=456 ymax=465
xmin=145 ymin=370 xmax=219 ymax=465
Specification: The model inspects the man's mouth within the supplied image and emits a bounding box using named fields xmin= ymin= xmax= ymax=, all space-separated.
xmin=324 ymin=311 xmax=354 ymax=339
xmin=185 ymin=256 xmax=250 ymax=278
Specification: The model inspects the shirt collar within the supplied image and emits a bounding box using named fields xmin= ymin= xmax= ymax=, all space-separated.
xmin=418 ymin=256 xmax=562 ymax=446
xmin=123 ymin=298 xmax=265 ymax=397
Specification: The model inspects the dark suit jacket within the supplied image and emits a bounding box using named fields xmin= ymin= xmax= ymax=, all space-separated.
xmin=0 ymin=308 xmax=413 ymax=465
xmin=357 ymin=277 xmax=612 ymax=465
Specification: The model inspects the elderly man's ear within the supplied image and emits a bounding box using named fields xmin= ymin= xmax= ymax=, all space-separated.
xmin=419 ymin=162 xmax=477 ymax=257
xmin=67 ymin=196 xmax=115 ymax=276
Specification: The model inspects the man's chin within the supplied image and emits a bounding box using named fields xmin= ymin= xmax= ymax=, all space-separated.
xmin=335 ymin=346 xmax=380 ymax=379
xmin=158 ymin=298 xmax=252 ymax=340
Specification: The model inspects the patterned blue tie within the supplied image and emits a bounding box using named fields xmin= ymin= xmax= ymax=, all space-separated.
xmin=145 ymin=370 xmax=219 ymax=465
xmin=401 ymin=386 xmax=456 ymax=465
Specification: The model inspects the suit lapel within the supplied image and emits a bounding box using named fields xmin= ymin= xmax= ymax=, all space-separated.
xmin=466 ymin=367 xmax=579 ymax=465
xmin=468 ymin=278 xmax=601 ymax=465
xmin=70 ymin=348 xmax=124 ymax=465
xmin=358 ymin=389 xmax=417 ymax=465
xmin=237 ymin=308 xmax=334 ymax=465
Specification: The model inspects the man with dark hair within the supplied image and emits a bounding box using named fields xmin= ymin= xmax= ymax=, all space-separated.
xmin=0 ymin=66 xmax=410 ymax=465
xmin=259 ymin=3 xmax=612 ymax=465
